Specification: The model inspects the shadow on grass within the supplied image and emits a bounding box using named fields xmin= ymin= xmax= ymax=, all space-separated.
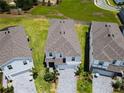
xmin=84 ymin=31 xmax=90 ymax=72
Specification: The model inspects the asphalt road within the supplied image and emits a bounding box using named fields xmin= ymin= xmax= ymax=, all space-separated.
xmin=94 ymin=0 xmax=119 ymax=12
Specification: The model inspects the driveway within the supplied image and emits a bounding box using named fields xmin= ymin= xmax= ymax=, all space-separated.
xmin=57 ymin=69 xmax=76 ymax=93
xmin=93 ymin=75 xmax=113 ymax=93
xmin=12 ymin=71 xmax=37 ymax=93
xmin=94 ymin=0 xmax=119 ymax=12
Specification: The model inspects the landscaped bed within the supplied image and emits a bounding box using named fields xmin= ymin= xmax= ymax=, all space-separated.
xmin=31 ymin=0 xmax=119 ymax=23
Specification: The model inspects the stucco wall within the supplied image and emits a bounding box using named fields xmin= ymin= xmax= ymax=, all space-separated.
xmin=1 ymin=57 xmax=33 ymax=80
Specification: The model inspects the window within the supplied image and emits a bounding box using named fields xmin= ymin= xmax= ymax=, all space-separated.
xmin=99 ymin=61 xmax=104 ymax=66
xmin=23 ymin=60 xmax=27 ymax=65
xmin=60 ymin=53 xmax=62 ymax=57
xmin=7 ymin=65 xmax=13 ymax=70
xmin=63 ymin=58 xmax=66 ymax=63
xmin=49 ymin=52 xmax=52 ymax=57
xmin=72 ymin=57 xmax=75 ymax=61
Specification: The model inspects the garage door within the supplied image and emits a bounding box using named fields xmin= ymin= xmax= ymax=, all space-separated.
xmin=93 ymin=68 xmax=114 ymax=77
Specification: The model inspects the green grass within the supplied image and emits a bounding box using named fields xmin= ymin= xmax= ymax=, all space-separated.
xmin=76 ymin=24 xmax=92 ymax=93
xmin=31 ymin=0 xmax=118 ymax=22
xmin=0 ymin=18 xmax=52 ymax=93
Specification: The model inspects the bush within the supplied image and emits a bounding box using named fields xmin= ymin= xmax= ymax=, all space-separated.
xmin=32 ymin=68 xmax=38 ymax=79
xmin=44 ymin=72 xmax=55 ymax=82
xmin=44 ymin=69 xmax=58 ymax=82
xmin=16 ymin=0 xmax=37 ymax=10
xmin=0 ymin=0 xmax=10 ymax=12
xmin=113 ymin=80 xmax=122 ymax=89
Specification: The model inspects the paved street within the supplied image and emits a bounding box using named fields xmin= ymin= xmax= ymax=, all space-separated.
xmin=12 ymin=71 xmax=37 ymax=93
xmin=57 ymin=69 xmax=76 ymax=93
xmin=93 ymin=75 xmax=113 ymax=93
xmin=94 ymin=0 xmax=119 ymax=12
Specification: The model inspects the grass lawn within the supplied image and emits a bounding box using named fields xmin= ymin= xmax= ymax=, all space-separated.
xmin=76 ymin=24 xmax=92 ymax=93
xmin=31 ymin=0 xmax=119 ymax=23
xmin=0 ymin=17 xmax=54 ymax=93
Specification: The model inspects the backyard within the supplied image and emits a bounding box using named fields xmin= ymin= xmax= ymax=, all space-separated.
xmin=31 ymin=0 xmax=119 ymax=22
xmin=0 ymin=17 xmax=52 ymax=93
xmin=76 ymin=24 xmax=92 ymax=93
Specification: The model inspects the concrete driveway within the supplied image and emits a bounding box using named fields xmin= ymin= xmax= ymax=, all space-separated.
xmin=12 ymin=71 xmax=37 ymax=93
xmin=94 ymin=0 xmax=119 ymax=12
xmin=93 ymin=75 xmax=113 ymax=93
xmin=57 ymin=69 xmax=76 ymax=93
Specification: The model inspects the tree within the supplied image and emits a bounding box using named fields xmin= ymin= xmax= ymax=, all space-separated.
xmin=0 ymin=0 xmax=10 ymax=12
xmin=16 ymin=0 xmax=34 ymax=10
xmin=47 ymin=0 xmax=51 ymax=6
xmin=56 ymin=0 xmax=59 ymax=5
xmin=42 ymin=0 xmax=45 ymax=5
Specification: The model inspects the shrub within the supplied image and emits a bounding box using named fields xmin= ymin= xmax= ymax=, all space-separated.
xmin=0 ymin=0 xmax=10 ymax=12
xmin=32 ymin=68 xmax=38 ymax=79
xmin=113 ymin=80 xmax=122 ymax=89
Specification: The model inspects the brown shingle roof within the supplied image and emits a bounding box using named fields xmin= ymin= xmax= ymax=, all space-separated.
xmin=91 ymin=21 xmax=124 ymax=62
xmin=46 ymin=19 xmax=81 ymax=56
xmin=0 ymin=26 xmax=32 ymax=65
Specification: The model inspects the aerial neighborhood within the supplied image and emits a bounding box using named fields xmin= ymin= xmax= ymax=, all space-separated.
xmin=0 ymin=0 xmax=124 ymax=93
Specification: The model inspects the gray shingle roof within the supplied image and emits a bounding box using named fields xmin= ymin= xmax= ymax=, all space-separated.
xmin=0 ymin=26 xmax=32 ymax=65
xmin=91 ymin=21 xmax=124 ymax=62
xmin=46 ymin=19 xmax=81 ymax=56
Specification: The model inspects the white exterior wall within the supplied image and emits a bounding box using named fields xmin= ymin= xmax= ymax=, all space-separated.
xmin=1 ymin=58 xmax=33 ymax=80
xmin=66 ymin=56 xmax=81 ymax=65
xmin=46 ymin=51 xmax=81 ymax=66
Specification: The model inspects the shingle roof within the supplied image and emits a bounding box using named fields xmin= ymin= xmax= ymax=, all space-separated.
xmin=0 ymin=26 xmax=32 ymax=65
xmin=46 ymin=19 xmax=81 ymax=56
xmin=91 ymin=21 xmax=124 ymax=62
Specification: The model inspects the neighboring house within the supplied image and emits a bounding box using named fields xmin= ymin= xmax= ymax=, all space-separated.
xmin=90 ymin=21 xmax=124 ymax=77
xmin=38 ymin=0 xmax=57 ymax=5
xmin=118 ymin=8 xmax=124 ymax=24
xmin=45 ymin=19 xmax=81 ymax=69
xmin=0 ymin=26 xmax=34 ymax=80
xmin=114 ymin=0 xmax=124 ymax=4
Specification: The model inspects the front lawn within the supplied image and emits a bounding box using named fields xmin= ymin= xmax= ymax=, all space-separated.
xmin=31 ymin=0 xmax=118 ymax=23
xmin=0 ymin=17 xmax=54 ymax=93
xmin=76 ymin=24 xmax=92 ymax=93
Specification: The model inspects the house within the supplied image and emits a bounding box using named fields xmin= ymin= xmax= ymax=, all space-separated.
xmin=0 ymin=26 xmax=34 ymax=80
xmin=118 ymin=8 xmax=124 ymax=24
xmin=90 ymin=21 xmax=124 ymax=77
xmin=38 ymin=0 xmax=57 ymax=5
xmin=114 ymin=0 xmax=124 ymax=4
xmin=45 ymin=19 xmax=81 ymax=69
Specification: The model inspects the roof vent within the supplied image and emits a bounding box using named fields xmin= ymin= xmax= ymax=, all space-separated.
xmin=63 ymin=21 xmax=65 ymax=23
xmin=112 ymin=34 xmax=114 ymax=37
xmin=63 ymin=32 xmax=65 ymax=34
xmin=60 ymin=21 xmax=62 ymax=23
xmin=60 ymin=32 xmax=61 ymax=34
xmin=8 ymin=31 xmax=10 ymax=33
xmin=105 ymin=24 xmax=107 ymax=27
xmin=5 ymin=32 xmax=6 ymax=34
xmin=112 ymin=60 xmax=117 ymax=64
xmin=108 ymin=34 xmax=111 ymax=37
